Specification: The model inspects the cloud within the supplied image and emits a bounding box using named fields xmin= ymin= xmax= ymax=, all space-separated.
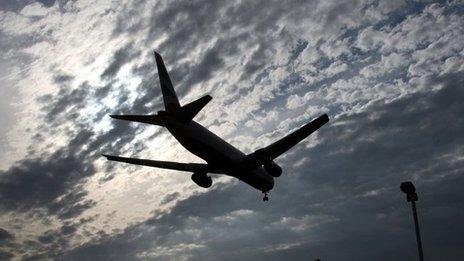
xmin=0 ymin=251 xmax=14 ymax=260
xmin=1 ymin=0 xmax=464 ymax=260
xmin=101 ymin=42 xmax=141 ymax=80
xmin=0 ymin=228 xmax=14 ymax=243
xmin=55 ymin=71 xmax=464 ymax=260
xmin=53 ymin=73 xmax=74 ymax=84
xmin=160 ymin=192 xmax=180 ymax=205
xmin=0 ymin=149 xmax=95 ymax=216
xmin=0 ymin=73 xmax=141 ymax=221
xmin=0 ymin=228 xmax=15 ymax=259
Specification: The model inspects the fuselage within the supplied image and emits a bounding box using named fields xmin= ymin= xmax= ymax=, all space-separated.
xmin=160 ymin=114 xmax=274 ymax=192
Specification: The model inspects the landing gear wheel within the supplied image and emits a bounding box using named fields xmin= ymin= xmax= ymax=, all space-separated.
xmin=262 ymin=191 xmax=269 ymax=202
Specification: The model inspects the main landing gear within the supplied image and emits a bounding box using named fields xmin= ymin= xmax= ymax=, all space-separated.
xmin=262 ymin=191 xmax=269 ymax=201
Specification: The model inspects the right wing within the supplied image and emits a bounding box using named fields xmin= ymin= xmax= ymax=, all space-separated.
xmin=243 ymin=114 xmax=329 ymax=166
xmin=102 ymin=154 xmax=221 ymax=173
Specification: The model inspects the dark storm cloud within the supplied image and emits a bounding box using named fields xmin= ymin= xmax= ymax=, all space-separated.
xmin=94 ymin=83 xmax=112 ymax=99
xmin=37 ymin=79 xmax=137 ymax=154
xmin=101 ymin=42 xmax=141 ymax=79
xmin=59 ymin=183 xmax=255 ymax=261
xmin=119 ymin=0 xmax=381 ymax=105
xmin=159 ymin=192 xmax=180 ymax=205
xmin=288 ymin=39 xmax=308 ymax=63
xmin=265 ymin=73 xmax=464 ymax=261
xmin=242 ymin=42 xmax=271 ymax=80
xmin=185 ymin=45 xmax=224 ymax=87
xmin=151 ymin=34 xmax=247 ymax=99
xmin=0 ymin=0 xmax=72 ymax=12
xmin=0 ymin=75 xmax=149 ymax=258
xmin=0 ymin=251 xmax=14 ymax=260
xmin=138 ymin=1 xmax=283 ymax=82
xmin=0 ymin=0 xmax=30 ymax=12
xmin=146 ymin=0 xmax=227 ymax=57
xmin=48 ymin=189 xmax=97 ymax=220
xmin=0 ymin=149 xmax=95 ymax=215
xmin=111 ymin=0 xmax=146 ymax=36
xmin=37 ymin=0 xmax=56 ymax=8
xmin=24 ymin=222 xmax=85 ymax=260
xmin=53 ymin=73 xmax=74 ymax=84
xmin=128 ymin=74 xmax=162 ymax=113
xmin=38 ymin=81 xmax=90 ymax=125
xmin=145 ymin=0 xmax=279 ymax=81
xmin=0 ymin=76 xmax=141 ymax=219
xmin=28 ymin=1 xmax=461 ymax=259
xmin=0 ymin=228 xmax=14 ymax=243
xmin=3 ymin=1 xmax=463 ymax=260
xmin=109 ymin=0 xmax=381 ymax=112
xmin=0 ymin=228 xmax=16 ymax=260
xmin=0 ymin=31 xmax=39 ymax=51
xmin=59 ymin=72 xmax=464 ymax=260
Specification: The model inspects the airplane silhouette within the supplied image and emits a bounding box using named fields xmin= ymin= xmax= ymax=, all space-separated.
xmin=102 ymin=52 xmax=329 ymax=201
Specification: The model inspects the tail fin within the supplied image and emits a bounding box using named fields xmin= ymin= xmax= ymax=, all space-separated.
xmin=154 ymin=52 xmax=212 ymax=123
xmin=154 ymin=52 xmax=180 ymax=112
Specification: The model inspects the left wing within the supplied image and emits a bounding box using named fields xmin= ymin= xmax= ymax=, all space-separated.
xmin=109 ymin=114 xmax=164 ymax=126
xmin=102 ymin=154 xmax=221 ymax=173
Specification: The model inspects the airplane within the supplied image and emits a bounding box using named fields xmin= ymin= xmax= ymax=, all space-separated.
xmin=102 ymin=52 xmax=329 ymax=201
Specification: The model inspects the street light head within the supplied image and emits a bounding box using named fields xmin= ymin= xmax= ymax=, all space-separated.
xmin=399 ymin=181 xmax=424 ymax=260
xmin=400 ymin=181 xmax=416 ymax=194
xmin=401 ymin=181 xmax=418 ymax=202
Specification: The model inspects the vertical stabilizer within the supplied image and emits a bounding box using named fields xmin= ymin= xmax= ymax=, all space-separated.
xmin=154 ymin=52 xmax=180 ymax=112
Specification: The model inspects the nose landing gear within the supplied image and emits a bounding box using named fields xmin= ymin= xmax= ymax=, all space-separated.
xmin=262 ymin=191 xmax=269 ymax=201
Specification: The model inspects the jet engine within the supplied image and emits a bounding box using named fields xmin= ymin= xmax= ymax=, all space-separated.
xmin=263 ymin=161 xmax=282 ymax=177
xmin=191 ymin=172 xmax=212 ymax=188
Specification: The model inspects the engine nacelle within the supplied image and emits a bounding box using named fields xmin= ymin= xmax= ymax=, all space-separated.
xmin=264 ymin=161 xmax=282 ymax=177
xmin=191 ymin=172 xmax=212 ymax=188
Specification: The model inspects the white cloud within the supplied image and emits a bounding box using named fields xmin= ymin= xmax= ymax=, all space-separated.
xmin=20 ymin=2 xmax=49 ymax=17
xmin=1 ymin=0 xmax=464 ymax=259
xmin=360 ymin=52 xmax=409 ymax=78
xmin=270 ymin=214 xmax=338 ymax=232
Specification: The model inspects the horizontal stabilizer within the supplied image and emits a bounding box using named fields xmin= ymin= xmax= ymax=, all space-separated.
xmin=102 ymin=154 xmax=221 ymax=173
xmin=178 ymin=95 xmax=212 ymax=122
xmin=109 ymin=115 xmax=164 ymax=126
xmin=244 ymin=114 xmax=329 ymax=166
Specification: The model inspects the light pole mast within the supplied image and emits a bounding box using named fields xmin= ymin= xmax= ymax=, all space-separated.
xmin=400 ymin=181 xmax=424 ymax=261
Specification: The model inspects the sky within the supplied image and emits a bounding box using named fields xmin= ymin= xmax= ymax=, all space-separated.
xmin=0 ymin=0 xmax=464 ymax=260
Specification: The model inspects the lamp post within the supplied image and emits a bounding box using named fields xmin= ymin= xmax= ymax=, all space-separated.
xmin=400 ymin=181 xmax=424 ymax=261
